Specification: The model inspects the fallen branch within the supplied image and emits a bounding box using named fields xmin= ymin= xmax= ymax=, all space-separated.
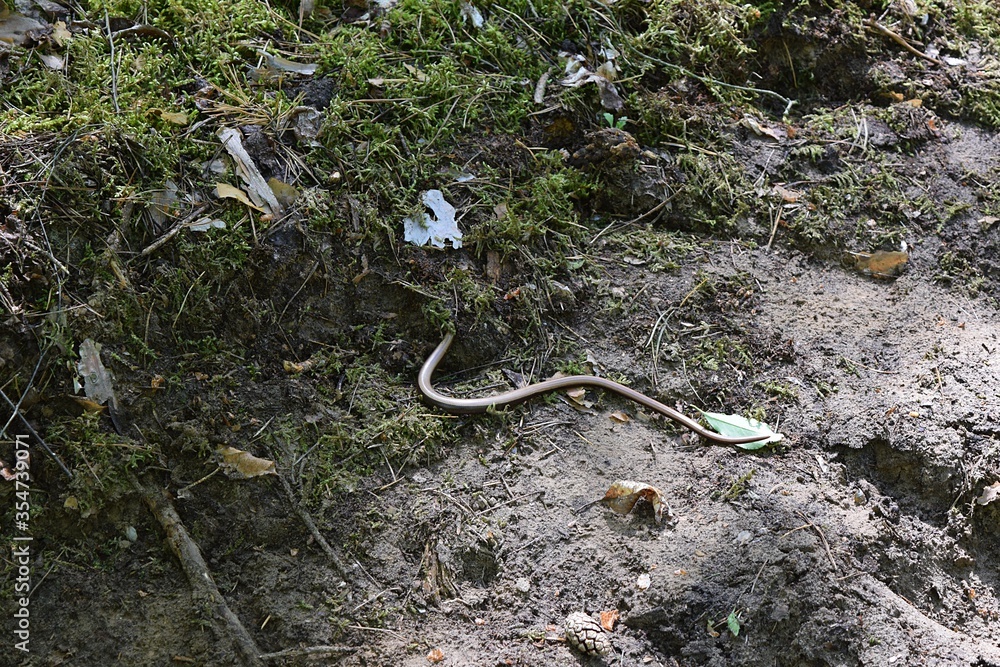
xmin=139 ymin=203 xmax=211 ymax=257
xmin=0 ymin=386 xmax=72 ymax=478
xmin=277 ymin=472 xmax=351 ymax=580
xmin=866 ymin=19 xmax=944 ymax=67
xmin=132 ymin=476 xmax=265 ymax=667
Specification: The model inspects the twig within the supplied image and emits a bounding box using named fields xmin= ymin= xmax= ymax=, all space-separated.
xmin=639 ymin=54 xmax=797 ymax=116
xmin=865 ymin=19 xmax=944 ymax=67
xmin=0 ymin=387 xmax=72 ymax=478
xmin=104 ymin=10 xmax=120 ymax=113
xmin=277 ymin=261 xmax=319 ymax=323
xmin=839 ymin=356 xmax=900 ymax=375
xmin=260 ymin=645 xmax=354 ymax=662
xmin=139 ymin=203 xmax=212 ymax=257
xmin=132 ymin=476 xmax=265 ymax=666
xmin=795 ymin=511 xmax=839 ymax=573
xmin=277 ymin=472 xmax=351 ymax=579
xmin=766 ymin=204 xmax=783 ymax=251
xmin=1 ymin=349 xmax=45 ymax=436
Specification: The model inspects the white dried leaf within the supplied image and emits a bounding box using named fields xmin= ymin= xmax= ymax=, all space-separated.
xmin=460 ymin=2 xmax=484 ymax=28
xmin=217 ymin=128 xmax=282 ymax=216
xmin=976 ymin=481 xmax=1000 ymax=506
xmin=403 ymin=189 xmax=462 ymax=249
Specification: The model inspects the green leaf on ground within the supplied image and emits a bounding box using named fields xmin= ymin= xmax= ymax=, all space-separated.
xmin=727 ymin=610 xmax=741 ymax=637
xmin=698 ymin=410 xmax=784 ymax=449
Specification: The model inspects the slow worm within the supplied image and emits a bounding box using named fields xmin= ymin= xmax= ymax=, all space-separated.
xmin=418 ymin=332 xmax=769 ymax=445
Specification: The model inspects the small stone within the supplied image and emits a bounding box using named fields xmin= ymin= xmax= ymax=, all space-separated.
xmin=515 ymin=577 xmax=531 ymax=593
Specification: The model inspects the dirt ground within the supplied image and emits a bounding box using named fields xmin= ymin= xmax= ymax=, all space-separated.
xmin=4 ymin=1 xmax=1000 ymax=666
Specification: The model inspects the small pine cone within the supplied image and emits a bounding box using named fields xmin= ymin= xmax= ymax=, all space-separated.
xmin=564 ymin=612 xmax=611 ymax=656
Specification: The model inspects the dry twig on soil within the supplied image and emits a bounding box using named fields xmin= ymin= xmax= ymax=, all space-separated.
xmin=132 ymin=476 xmax=265 ymax=667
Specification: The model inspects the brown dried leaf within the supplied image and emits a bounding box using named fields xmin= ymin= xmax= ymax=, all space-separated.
xmin=601 ymin=480 xmax=667 ymax=524
xmin=216 ymin=182 xmax=263 ymax=211
xmin=71 ymin=396 xmax=108 ymax=413
xmin=848 ymin=250 xmax=909 ymax=278
xmin=600 ymin=609 xmax=620 ymax=631
xmin=216 ymin=446 xmax=277 ymax=479
xmin=426 ymin=648 xmax=445 ymax=663
xmin=609 ymin=410 xmax=630 ymax=423
xmin=771 ymin=184 xmax=800 ymax=203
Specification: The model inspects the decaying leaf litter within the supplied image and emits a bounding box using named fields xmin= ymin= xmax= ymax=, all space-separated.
xmin=3 ymin=0 xmax=1000 ymax=665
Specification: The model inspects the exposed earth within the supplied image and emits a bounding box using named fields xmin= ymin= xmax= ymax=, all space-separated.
xmin=2 ymin=1 xmax=1000 ymax=666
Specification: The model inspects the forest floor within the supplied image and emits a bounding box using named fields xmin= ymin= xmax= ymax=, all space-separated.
xmin=2 ymin=0 xmax=1000 ymax=665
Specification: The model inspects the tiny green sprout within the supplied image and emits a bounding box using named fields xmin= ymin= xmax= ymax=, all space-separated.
xmin=602 ymin=112 xmax=628 ymax=129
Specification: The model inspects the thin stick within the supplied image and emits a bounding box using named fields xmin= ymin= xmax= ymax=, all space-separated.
xmin=795 ymin=512 xmax=839 ymax=573
xmin=866 ymin=19 xmax=943 ymax=67
xmin=0 ymin=387 xmax=72 ymax=478
xmin=640 ymin=54 xmax=796 ymax=116
xmin=139 ymin=204 xmax=212 ymax=257
xmin=766 ymin=204 xmax=782 ymax=251
xmin=104 ymin=10 xmax=120 ymax=113
xmin=277 ymin=472 xmax=350 ymax=579
xmin=277 ymin=261 xmax=319 ymax=323
xmin=133 ymin=476 xmax=265 ymax=666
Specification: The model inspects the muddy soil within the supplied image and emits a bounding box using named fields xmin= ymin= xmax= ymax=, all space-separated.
xmin=15 ymin=224 xmax=1000 ymax=666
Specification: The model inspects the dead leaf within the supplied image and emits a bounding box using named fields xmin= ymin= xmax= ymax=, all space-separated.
xmin=215 ymin=182 xmax=263 ymax=211
xmin=268 ymin=178 xmax=299 ymax=208
xmin=403 ymin=62 xmax=427 ymax=81
xmin=426 ymin=648 xmax=445 ymax=663
xmin=979 ymin=216 xmax=999 ymax=231
xmin=0 ymin=11 xmax=46 ymax=46
xmin=151 ymin=109 xmax=190 ymax=125
xmin=70 ymin=395 xmax=108 ymax=413
xmin=741 ymin=116 xmax=784 ymax=141
xmin=217 ymin=127 xmax=282 ymax=216
xmin=847 ymin=250 xmax=909 ymax=278
xmin=599 ymin=609 xmax=619 ymax=631
xmin=188 ymin=217 xmax=226 ymax=232
xmin=976 ymin=481 xmax=1000 ymax=506
xmin=601 ymin=480 xmax=668 ymax=524
xmin=216 ymin=446 xmax=277 ymax=479
xmin=609 ymin=411 xmax=630 ymax=423
xmin=39 ymin=53 xmax=64 ymax=69
xmin=772 ymin=184 xmax=800 ymax=203
xmin=52 ymin=20 xmax=71 ymax=46
xmin=77 ymin=339 xmax=116 ymax=407
xmin=283 ymin=358 xmax=320 ymax=374
xmin=258 ymin=50 xmax=318 ymax=75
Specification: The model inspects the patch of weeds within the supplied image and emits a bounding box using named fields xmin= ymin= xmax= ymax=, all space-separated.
xmin=628 ymin=0 xmax=761 ymax=81
xmin=605 ymin=227 xmax=700 ymax=273
xmin=693 ymin=335 xmax=752 ymax=372
xmin=44 ymin=412 xmax=154 ymax=511
xmin=668 ymin=150 xmax=750 ymax=229
xmin=756 ymin=379 xmax=798 ymax=401
xmin=935 ymin=251 xmax=984 ymax=296
xmin=714 ymin=468 xmax=755 ymax=501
